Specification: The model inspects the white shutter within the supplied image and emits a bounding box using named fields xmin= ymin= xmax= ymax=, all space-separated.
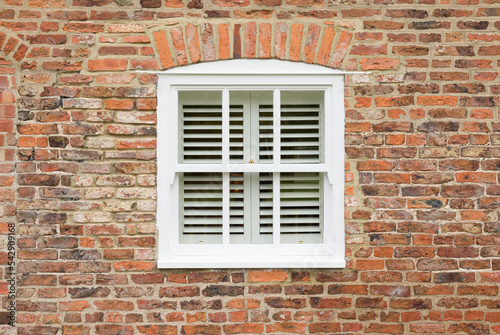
xmin=281 ymin=105 xmax=321 ymax=163
xmin=179 ymin=92 xmax=245 ymax=243
xmin=278 ymin=94 xmax=323 ymax=243
xmin=181 ymin=172 xmax=223 ymax=239
xmin=257 ymin=95 xmax=323 ymax=244
xmin=258 ymin=172 xmax=273 ymax=242
xmin=258 ymin=106 xmax=273 ymax=164
xmin=280 ymin=172 xmax=323 ymax=244
xmin=180 ymin=172 xmax=246 ymax=243
xmin=179 ymin=90 xmax=324 ymax=244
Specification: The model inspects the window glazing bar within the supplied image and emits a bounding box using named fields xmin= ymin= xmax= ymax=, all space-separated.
xmin=273 ymin=172 xmax=280 ymax=245
xmin=222 ymin=89 xmax=230 ymax=166
xmin=175 ymin=164 xmax=329 ymax=173
xmin=272 ymin=89 xmax=281 ymax=245
xmin=222 ymin=89 xmax=230 ymax=244
xmin=222 ymin=172 xmax=230 ymax=245
xmin=273 ymin=89 xmax=281 ymax=166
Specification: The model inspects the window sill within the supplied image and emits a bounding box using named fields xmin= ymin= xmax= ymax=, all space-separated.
xmin=159 ymin=254 xmax=346 ymax=269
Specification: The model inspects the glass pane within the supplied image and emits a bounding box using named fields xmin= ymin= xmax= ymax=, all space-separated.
xmin=229 ymin=172 xmax=246 ymax=244
xmin=258 ymin=172 xmax=273 ymax=244
xmin=228 ymin=92 xmax=244 ymax=164
xmin=229 ymin=91 xmax=273 ymax=165
xmin=280 ymin=172 xmax=323 ymax=244
xmin=180 ymin=172 xmax=223 ymax=244
xmin=179 ymin=91 xmax=223 ymax=164
xmin=257 ymin=92 xmax=274 ymax=164
xmin=280 ymin=91 xmax=324 ymax=164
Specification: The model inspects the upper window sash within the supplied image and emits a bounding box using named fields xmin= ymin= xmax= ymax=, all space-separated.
xmin=167 ymin=86 xmax=337 ymax=185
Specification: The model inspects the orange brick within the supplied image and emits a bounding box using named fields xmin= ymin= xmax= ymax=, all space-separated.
xmin=316 ymin=26 xmax=335 ymax=66
xmin=289 ymin=24 xmax=304 ymax=62
xmin=186 ymin=23 xmax=201 ymax=63
xmin=249 ymin=270 xmax=288 ymax=282
xmin=153 ymin=30 xmax=174 ymax=69
xmin=258 ymin=23 xmax=272 ymax=59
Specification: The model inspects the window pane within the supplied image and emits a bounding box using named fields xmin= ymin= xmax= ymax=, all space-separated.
xmin=229 ymin=91 xmax=274 ymax=165
xmin=258 ymin=172 xmax=273 ymax=244
xmin=280 ymin=172 xmax=323 ymax=244
xmin=179 ymin=91 xmax=223 ymax=164
xmin=229 ymin=172 xmax=246 ymax=243
xmin=179 ymin=90 xmax=325 ymax=245
xmin=280 ymin=91 xmax=324 ymax=164
xmin=180 ymin=172 xmax=247 ymax=244
xmin=258 ymin=97 xmax=274 ymax=164
xmin=180 ymin=172 xmax=223 ymax=244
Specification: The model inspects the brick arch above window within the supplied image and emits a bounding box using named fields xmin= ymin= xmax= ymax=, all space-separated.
xmin=150 ymin=22 xmax=353 ymax=70
xmin=0 ymin=28 xmax=29 ymax=64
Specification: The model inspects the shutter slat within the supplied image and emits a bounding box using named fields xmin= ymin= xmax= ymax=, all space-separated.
xmin=278 ymin=171 xmax=322 ymax=240
xmin=260 ymin=226 xmax=321 ymax=233
xmin=281 ymin=142 xmax=319 ymax=147
xmin=181 ymin=171 xmax=245 ymax=239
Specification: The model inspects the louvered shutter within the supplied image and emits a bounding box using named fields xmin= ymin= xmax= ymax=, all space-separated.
xmin=279 ymin=95 xmax=323 ymax=243
xmin=257 ymin=93 xmax=324 ymax=244
xmin=179 ymin=91 xmax=246 ymax=243
xmin=179 ymin=90 xmax=324 ymax=244
xmin=280 ymin=172 xmax=323 ymax=244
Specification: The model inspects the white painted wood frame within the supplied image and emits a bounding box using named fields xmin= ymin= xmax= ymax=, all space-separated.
xmin=157 ymin=59 xmax=346 ymax=268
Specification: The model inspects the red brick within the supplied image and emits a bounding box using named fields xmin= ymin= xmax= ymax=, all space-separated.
xmin=330 ymin=31 xmax=352 ymax=68
xmin=410 ymin=324 xmax=446 ymax=333
xmin=137 ymin=325 xmax=176 ymax=335
xmin=364 ymin=21 xmax=404 ymax=30
xmin=375 ymin=96 xmax=414 ymax=107
xmin=201 ymin=23 xmax=216 ymax=61
xmin=316 ymin=27 xmax=335 ymax=65
xmin=274 ymin=22 xmax=287 ymax=60
xmin=300 ymin=24 xmax=320 ymax=63
xmin=343 ymin=9 xmax=381 ymax=17
xmin=417 ymin=96 xmax=458 ymax=106
xmin=265 ymin=322 xmax=306 ymax=333
xmin=153 ymin=30 xmax=174 ymax=69
xmin=356 ymin=259 xmax=385 ymax=270
xmin=186 ymin=23 xmax=201 ymax=63
xmin=309 ymin=322 xmax=340 ymax=333
xmin=59 ymin=301 xmax=91 ymax=311
xmin=288 ymin=24 xmax=303 ymax=62
xmin=114 ymin=261 xmax=155 ymax=271
xmin=88 ymin=59 xmax=127 ymax=71
xmin=64 ymin=23 xmax=104 ymax=33
xmin=258 ymin=23 xmax=272 ymax=59
xmin=181 ymin=325 xmax=220 ymax=335
xmin=218 ymin=24 xmax=230 ymax=60
xmin=170 ymin=28 xmax=188 ymax=65
xmin=105 ymin=99 xmax=134 ymax=110
xmin=249 ymin=270 xmax=287 ymax=282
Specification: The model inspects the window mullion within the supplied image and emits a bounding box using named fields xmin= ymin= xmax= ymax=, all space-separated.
xmin=273 ymin=172 xmax=280 ymax=245
xmin=222 ymin=89 xmax=230 ymax=166
xmin=222 ymin=89 xmax=230 ymax=244
xmin=222 ymin=172 xmax=230 ymax=245
xmin=273 ymin=89 xmax=281 ymax=166
xmin=249 ymin=92 xmax=261 ymax=244
xmin=273 ymin=89 xmax=281 ymax=245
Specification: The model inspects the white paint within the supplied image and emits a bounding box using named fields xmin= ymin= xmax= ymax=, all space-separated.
xmin=157 ymin=59 xmax=346 ymax=269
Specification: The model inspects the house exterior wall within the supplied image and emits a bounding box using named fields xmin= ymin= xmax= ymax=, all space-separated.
xmin=0 ymin=0 xmax=499 ymax=334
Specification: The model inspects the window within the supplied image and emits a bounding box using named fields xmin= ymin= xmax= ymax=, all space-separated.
xmin=157 ymin=59 xmax=345 ymax=268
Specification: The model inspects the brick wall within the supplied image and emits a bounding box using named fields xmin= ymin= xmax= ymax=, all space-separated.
xmin=1 ymin=0 xmax=499 ymax=334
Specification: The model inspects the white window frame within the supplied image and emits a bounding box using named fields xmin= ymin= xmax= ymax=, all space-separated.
xmin=157 ymin=59 xmax=346 ymax=268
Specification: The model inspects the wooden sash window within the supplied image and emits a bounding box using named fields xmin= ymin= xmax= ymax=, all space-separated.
xmin=157 ymin=60 xmax=345 ymax=268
